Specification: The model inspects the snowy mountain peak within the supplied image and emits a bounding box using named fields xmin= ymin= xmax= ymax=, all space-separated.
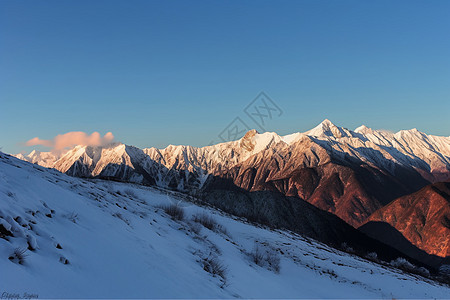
xmin=306 ymin=119 xmax=349 ymax=138
xmin=354 ymin=124 xmax=372 ymax=134
xmin=243 ymin=129 xmax=260 ymax=136
xmin=28 ymin=149 xmax=40 ymax=157
xmin=395 ymin=128 xmax=422 ymax=138
xmin=321 ymin=118 xmax=334 ymax=126
xmin=240 ymin=129 xmax=282 ymax=153
xmin=16 ymin=149 xmax=59 ymax=168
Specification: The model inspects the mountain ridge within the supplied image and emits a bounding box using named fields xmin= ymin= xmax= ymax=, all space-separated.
xmin=17 ymin=120 xmax=450 ymax=179
xmin=14 ymin=120 xmax=450 ymax=228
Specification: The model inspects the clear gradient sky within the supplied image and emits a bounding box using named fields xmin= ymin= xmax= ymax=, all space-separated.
xmin=1 ymin=0 xmax=449 ymax=154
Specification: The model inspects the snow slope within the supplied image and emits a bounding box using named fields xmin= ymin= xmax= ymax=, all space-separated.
xmin=1 ymin=153 xmax=449 ymax=298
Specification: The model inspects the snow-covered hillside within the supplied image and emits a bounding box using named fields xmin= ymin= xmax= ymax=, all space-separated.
xmin=1 ymin=153 xmax=449 ymax=298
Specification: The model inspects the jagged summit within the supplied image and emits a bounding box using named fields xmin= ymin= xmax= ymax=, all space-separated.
xmin=17 ymin=149 xmax=59 ymax=168
xmin=305 ymin=119 xmax=351 ymax=138
xmin=243 ymin=129 xmax=260 ymax=136
xmin=28 ymin=149 xmax=40 ymax=156
xmin=309 ymin=119 xmax=337 ymax=131
xmin=354 ymin=124 xmax=372 ymax=134
xmin=239 ymin=129 xmax=282 ymax=153
xmin=321 ymin=118 xmax=334 ymax=126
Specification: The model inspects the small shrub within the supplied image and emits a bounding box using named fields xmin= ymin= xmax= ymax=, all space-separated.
xmin=266 ymin=248 xmax=281 ymax=273
xmin=365 ymin=252 xmax=378 ymax=262
xmin=193 ymin=212 xmax=217 ymax=230
xmin=389 ymin=257 xmax=430 ymax=277
xmin=249 ymin=243 xmax=280 ymax=273
xmin=250 ymin=243 xmax=266 ymax=265
xmin=192 ymin=212 xmax=229 ymax=236
xmin=440 ymin=264 xmax=450 ymax=276
xmin=188 ymin=221 xmax=202 ymax=235
xmin=416 ymin=267 xmax=430 ymax=277
xmin=9 ymin=247 xmax=28 ymax=264
xmin=341 ymin=242 xmax=354 ymax=254
xmin=390 ymin=257 xmax=416 ymax=272
xmin=203 ymin=255 xmax=227 ymax=281
xmin=162 ymin=204 xmax=185 ymax=221
xmin=215 ymin=224 xmax=229 ymax=236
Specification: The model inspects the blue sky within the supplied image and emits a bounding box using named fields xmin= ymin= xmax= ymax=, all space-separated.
xmin=1 ymin=0 xmax=449 ymax=154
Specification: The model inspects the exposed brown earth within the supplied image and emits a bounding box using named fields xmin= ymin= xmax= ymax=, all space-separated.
xmin=362 ymin=182 xmax=450 ymax=259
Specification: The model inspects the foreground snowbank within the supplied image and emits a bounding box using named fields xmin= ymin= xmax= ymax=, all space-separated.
xmin=0 ymin=153 xmax=448 ymax=298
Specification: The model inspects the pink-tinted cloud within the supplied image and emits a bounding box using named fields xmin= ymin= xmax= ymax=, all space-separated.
xmin=26 ymin=137 xmax=53 ymax=148
xmin=25 ymin=131 xmax=115 ymax=151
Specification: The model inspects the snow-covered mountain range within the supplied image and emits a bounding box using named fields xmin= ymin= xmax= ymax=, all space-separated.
xmin=1 ymin=152 xmax=449 ymax=298
xmin=19 ymin=120 xmax=450 ymax=184
xmin=16 ymin=120 xmax=450 ymax=225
